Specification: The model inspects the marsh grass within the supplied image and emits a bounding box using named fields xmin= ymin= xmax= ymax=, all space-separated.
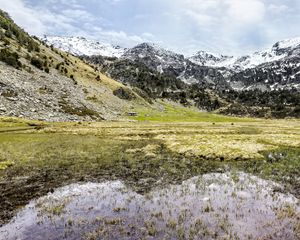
xmin=0 ymin=116 xmax=299 ymax=224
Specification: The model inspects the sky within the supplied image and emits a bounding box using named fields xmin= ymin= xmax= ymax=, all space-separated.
xmin=0 ymin=0 xmax=300 ymax=56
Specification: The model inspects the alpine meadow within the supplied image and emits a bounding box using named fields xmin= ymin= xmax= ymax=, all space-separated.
xmin=0 ymin=1 xmax=299 ymax=239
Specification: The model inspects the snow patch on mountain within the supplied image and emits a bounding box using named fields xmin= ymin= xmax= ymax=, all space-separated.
xmin=41 ymin=35 xmax=300 ymax=90
xmin=42 ymin=36 xmax=126 ymax=58
xmin=189 ymin=37 xmax=300 ymax=71
xmin=275 ymin=37 xmax=300 ymax=49
xmin=122 ymin=42 xmax=184 ymax=63
xmin=121 ymin=42 xmax=186 ymax=73
xmin=189 ymin=51 xmax=237 ymax=68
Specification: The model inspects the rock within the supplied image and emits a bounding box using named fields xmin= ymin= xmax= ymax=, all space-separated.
xmin=6 ymin=97 xmax=18 ymax=101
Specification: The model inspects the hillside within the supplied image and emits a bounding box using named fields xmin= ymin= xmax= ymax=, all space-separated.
xmin=0 ymin=10 xmax=148 ymax=121
xmin=83 ymin=49 xmax=300 ymax=119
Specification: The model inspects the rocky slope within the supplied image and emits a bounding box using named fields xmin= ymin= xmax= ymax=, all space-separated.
xmin=0 ymin=10 xmax=146 ymax=122
xmin=229 ymin=55 xmax=300 ymax=91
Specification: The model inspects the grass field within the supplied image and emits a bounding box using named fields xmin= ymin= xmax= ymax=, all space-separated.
xmin=0 ymin=112 xmax=299 ymax=230
xmin=129 ymin=101 xmax=255 ymax=122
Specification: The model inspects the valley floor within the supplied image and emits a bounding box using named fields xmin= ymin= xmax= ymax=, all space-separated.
xmin=0 ymin=113 xmax=299 ymax=239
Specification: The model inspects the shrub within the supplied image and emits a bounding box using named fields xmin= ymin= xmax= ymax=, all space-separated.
xmin=30 ymin=57 xmax=44 ymax=70
xmin=0 ymin=30 xmax=4 ymax=40
xmin=113 ymin=88 xmax=134 ymax=100
xmin=56 ymin=62 xmax=63 ymax=70
xmin=3 ymin=38 xmax=9 ymax=46
xmin=25 ymin=53 xmax=31 ymax=60
xmin=4 ymin=29 xmax=12 ymax=38
xmin=27 ymin=40 xmax=40 ymax=52
xmin=0 ymin=49 xmax=21 ymax=69
xmin=5 ymin=55 xmax=21 ymax=68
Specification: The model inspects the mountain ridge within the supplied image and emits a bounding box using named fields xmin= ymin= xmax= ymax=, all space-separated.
xmin=43 ymin=35 xmax=300 ymax=91
xmin=43 ymin=35 xmax=300 ymax=70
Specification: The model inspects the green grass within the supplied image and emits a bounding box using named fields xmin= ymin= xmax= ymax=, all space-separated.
xmin=130 ymin=101 xmax=255 ymax=122
xmin=0 ymin=116 xmax=45 ymax=128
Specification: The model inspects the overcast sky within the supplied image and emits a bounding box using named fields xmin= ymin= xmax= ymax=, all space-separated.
xmin=0 ymin=0 xmax=300 ymax=56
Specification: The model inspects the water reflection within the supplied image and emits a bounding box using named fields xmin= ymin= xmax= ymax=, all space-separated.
xmin=1 ymin=172 xmax=299 ymax=240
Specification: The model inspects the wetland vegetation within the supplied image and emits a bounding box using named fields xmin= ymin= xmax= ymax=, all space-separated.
xmin=0 ymin=109 xmax=299 ymax=239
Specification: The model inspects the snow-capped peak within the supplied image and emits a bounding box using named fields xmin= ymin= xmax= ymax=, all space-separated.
xmin=42 ymin=35 xmax=300 ymax=74
xmin=123 ymin=42 xmax=183 ymax=58
xmin=122 ymin=42 xmax=185 ymax=64
xmin=272 ymin=37 xmax=300 ymax=50
xmin=190 ymin=37 xmax=300 ymax=71
xmin=120 ymin=42 xmax=187 ymax=75
xmin=189 ymin=51 xmax=236 ymax=68
xmin=42 ymin=36 xmax=126 ymax=58
xmin=194 ymin=50 xmax=222 ymax=60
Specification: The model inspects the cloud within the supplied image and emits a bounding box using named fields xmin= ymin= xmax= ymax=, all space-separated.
xmin=0 ymin=0 xmax=45 ymax=35
xmin=85 ymin=29 xmax=152 ymax=47
xmin=226 ymin=0 xmax=266 ymax=24
xmin=184 ymin=10 xmax=215 ymax=27
xmin=0 ymin=0 xmax=299 ymax=55
xmin=0 ymin=0 xmax=149 ymax=47
xmin=268 ymin=4 xmax=289 ymax=14
xmin=61 ymin=9 xmax=94 ymax=22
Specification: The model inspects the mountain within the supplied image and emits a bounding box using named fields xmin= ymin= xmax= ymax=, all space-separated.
xmin=1 ymin=10 xmax=299 ymax=120
xmin=43 ymin=35 xmax=300 ymax=91
xmin=227 ymin=38 xmax=300 ymax=91
xmin=119 ymin=43 xmax=229 ymax=89
xmin=42 ymin=36 xmax=126 ymax=58
xmin=121 ymin=43 xmax=186 ymax=74
xmin=117 ymin=40 xmax=300 ymax=91
xmin=82 ymin=39 xmax=300 ymax=118
xmin=0 ymin=10 xmax=146 ymax=122
xmin=189 ymin=51 xmax=237 ymax=69
xmin=189 ymin=37 xmax=300 ymax=71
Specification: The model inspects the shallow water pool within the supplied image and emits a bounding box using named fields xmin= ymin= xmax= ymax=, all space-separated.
xmin=1 ymin=172 xmax=299 ymax=240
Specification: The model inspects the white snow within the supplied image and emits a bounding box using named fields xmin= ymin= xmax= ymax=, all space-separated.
xmin=189 ymin=37 xmax=300 ymax=71
xmin=42 ymin=35 xmax=300 ymax=74
xmin=276 ymin=37 xmax=300 ymax=49
xmin=42 ymin=36 xmax=126 ymax=58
